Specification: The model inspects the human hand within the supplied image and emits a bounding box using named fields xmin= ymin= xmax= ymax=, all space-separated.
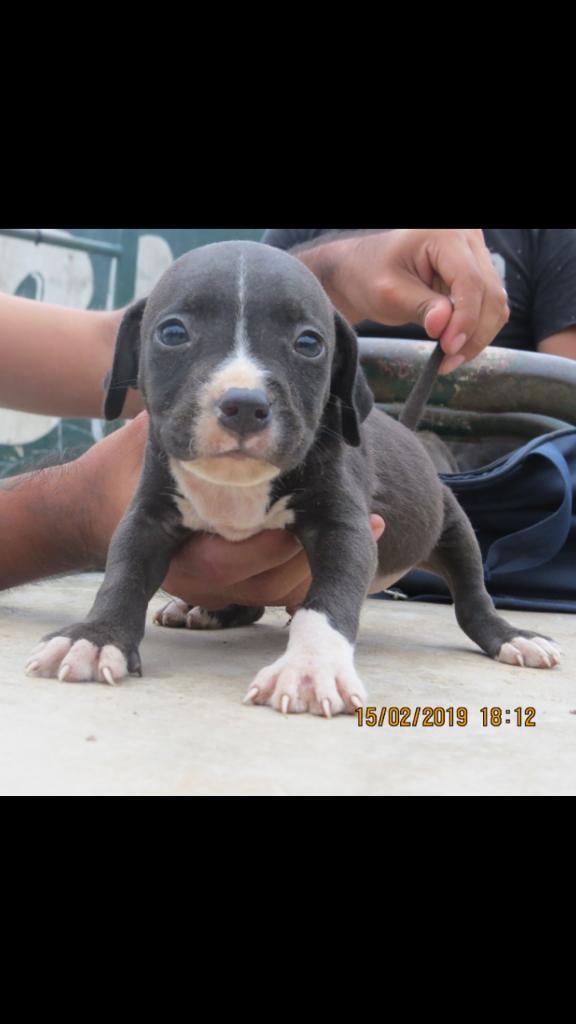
xmin=161 ymin=514 xmax=385 ymax=613
xmin=79 ymin=413 xmax=385 ymax=610
xmin=318 ymin=228 xmax=509 ymax=373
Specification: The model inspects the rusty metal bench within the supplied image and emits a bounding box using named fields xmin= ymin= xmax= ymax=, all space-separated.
xmin=359 ymin=339 xmax=576 ymax=469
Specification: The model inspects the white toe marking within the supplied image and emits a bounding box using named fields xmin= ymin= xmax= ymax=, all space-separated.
xmin=26 ymin=636 xmax=73 ymax=678
xmin=498 ymin=642 xmax=524 ymax=667
xmin=186 ymin=607 xmax=222 ymax=630
xmin=244 ymin=609 xmax=367 ymax=716
xmin=98 ymin=646 xmax=128 ymax=684
xmin=26 ymin=637 xmax=128 ymax=683
xmin=154 ymin=598 xmax=189 ymax=627
xmin=498 ymin=635 xmax=561 ymax=670
xmin=60 ymin=639 xmax=100 ymax=682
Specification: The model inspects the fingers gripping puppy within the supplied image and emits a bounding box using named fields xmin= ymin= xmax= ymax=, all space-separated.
xmin=26 ymin=241 xmax=561 ymax=714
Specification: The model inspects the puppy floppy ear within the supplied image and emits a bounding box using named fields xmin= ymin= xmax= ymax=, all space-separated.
xmin=103 ymin=298 xmax=147 ymax=420
xmin=330 ymin=310 xmax=374 ymax=446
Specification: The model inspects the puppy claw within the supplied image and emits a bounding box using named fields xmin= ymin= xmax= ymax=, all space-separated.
xmin=102 ymin=667 xmax=116 ymax=687
xmin=321 ymin=698 xmax=332 ymax=719
xmin=58 ymin=664 xmax=71 ymax=682
xmin=535 ymin=648 xmax=551 ymax=668
xmin=25 ymin=660 xmax=40 ymax=675
xmin=281 ymin=694 xmax=290 ymax=716
xmin=243 ymin=686 xmax=260 ymax=705
xmin=350 ymin=694 xmax=363 ymax=711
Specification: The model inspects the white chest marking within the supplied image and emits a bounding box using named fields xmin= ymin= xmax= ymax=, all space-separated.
xmin=169 ymin=458 xmax=295 ymax=541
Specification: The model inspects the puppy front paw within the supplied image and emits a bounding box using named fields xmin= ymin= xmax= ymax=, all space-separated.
xmin=25 ymin=626 xmax=141 ymax=685
xmin=243 ymin=608 xmax=367 ymax=716
xmin=497 ymin=634 xmax=562 ymax=669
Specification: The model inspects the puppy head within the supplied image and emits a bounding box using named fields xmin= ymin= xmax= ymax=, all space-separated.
xmin=104 ymin=241 xmax=373 ymax=484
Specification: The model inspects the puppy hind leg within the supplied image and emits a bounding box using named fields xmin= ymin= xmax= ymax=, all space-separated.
xmin=421 ymin=489 xmax=561 ymax=669
xmin=187 ymin=604 xmax=265 ymax=629
xmin=154 ymin=599 xmax=264 ymax=630
xmin=154 ymin=597 xmax=190 ymax=627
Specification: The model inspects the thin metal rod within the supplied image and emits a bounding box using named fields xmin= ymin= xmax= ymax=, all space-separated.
xmin=0 ymin=228 xmax=123 ymax=259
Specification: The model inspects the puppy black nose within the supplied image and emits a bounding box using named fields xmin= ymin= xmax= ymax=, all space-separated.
xmin=217 ymin=388 xmax=271 ymax=436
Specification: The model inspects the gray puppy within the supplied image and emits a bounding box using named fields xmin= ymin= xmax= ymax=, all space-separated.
xmin=26 ymin=241 xmax=560 ymax=715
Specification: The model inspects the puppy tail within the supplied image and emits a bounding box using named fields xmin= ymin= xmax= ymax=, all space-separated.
xmin=398 ymin=341 xmax=444 ymax=432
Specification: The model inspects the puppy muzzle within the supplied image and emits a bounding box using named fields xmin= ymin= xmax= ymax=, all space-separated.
xmin=216 ymin=388 xmax=271 ymax=437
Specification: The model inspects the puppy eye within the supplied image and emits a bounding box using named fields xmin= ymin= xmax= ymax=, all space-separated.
xmin=157 ymin=320 xmax=189 ymax=347
xmin=294 ymin=333 xmax=324 ymax=357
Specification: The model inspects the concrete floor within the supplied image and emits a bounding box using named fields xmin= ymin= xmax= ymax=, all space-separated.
xmin=1 ymin=573 xmax=575 ymax=796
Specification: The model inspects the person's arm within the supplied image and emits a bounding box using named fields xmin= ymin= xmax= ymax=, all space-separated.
xmin=0 ymin=460 xmax=96 ymax=589
xmin=0 ymin=413 xmax=384 ymax=605
xmin=538 ymin=330 xmax=576 ymax=360
xmin=269 ymin=228 xmax=510 ymax=373
xmin=0 ymin=292 xmax=144 ymax=418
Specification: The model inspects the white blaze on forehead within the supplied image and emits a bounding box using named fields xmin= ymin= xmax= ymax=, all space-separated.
xmin=196 ymin=250 xmax=271 ymax=427
xmin=191 ymin=248 xmax=278 ymax=463
xmin=234 ymin=251 xmax=249 ymax=356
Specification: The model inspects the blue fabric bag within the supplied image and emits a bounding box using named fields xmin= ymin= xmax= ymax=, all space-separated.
xmin=393 ymin=427 xmax=576 ymax=613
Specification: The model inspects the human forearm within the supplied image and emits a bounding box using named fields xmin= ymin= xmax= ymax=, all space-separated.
xmin=538 ymin=330 xmax=576 ymax=360
xmin=0 ymin=461 xmax=99 ymax=590
xmin=0 ymin=415 xmax=151 ymax=591
xmin=290 ymin=231 xmax=383 ymax=323
xmin=289 ymin=228 xmax=509 ymax=371
xmin=0 ymin=293 xmax=144 ymax=418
